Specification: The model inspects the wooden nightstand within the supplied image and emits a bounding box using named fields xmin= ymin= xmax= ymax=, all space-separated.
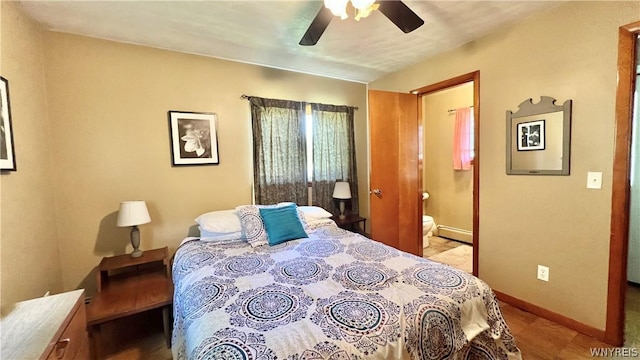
xmin=86 ymin=247 xmax=173 ymax=359
xmin=331 ymin=214 xmax=369 ymax=237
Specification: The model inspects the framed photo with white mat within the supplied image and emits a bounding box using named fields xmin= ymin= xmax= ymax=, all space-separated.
xmin=0 ymin=76 xmax=16 ymax=171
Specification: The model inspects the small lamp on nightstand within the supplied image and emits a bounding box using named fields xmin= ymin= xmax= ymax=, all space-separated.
xmin=117 ymin=201 xmax=151 ymax=258
xmin=332 ymin=181 xmax=351 ymax=220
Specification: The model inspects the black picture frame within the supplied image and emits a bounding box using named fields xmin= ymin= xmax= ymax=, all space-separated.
xmin=168 ymin=111 xmax=219 ymax=166
xmin=516 ymin=119 xmax=545 ymax=151
xmin=1 ymin=76 xmax=16 ymax=171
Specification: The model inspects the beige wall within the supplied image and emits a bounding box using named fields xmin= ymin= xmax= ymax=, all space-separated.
xmin=371 ymin=1 xmax=639 ymax=330
xmin=1 ymin=4 xmax=367 ymax=301
xmin=41 ymin=32 xmax=368 ymax=295
xmin=423 ymin=83 xmax=473 ymax=235
xmin=3 ymin=0 xmax=634 ymax=334
xmin=1 ymin=1 xmax=63 ymax=305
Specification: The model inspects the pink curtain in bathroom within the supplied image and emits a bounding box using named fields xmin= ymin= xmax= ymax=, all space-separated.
xmin=453 ymin=107 xmax=473 ymax=170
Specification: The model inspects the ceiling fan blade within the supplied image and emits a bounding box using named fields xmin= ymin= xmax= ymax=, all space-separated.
xmin=377 ymin=0 xmax=424 ymax=33
xmin=299 ymin=6 xmax=334 ymax=46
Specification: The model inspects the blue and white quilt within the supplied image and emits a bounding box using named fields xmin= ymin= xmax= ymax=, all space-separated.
xmin=171 ymin=222 xmax=521 ymax=359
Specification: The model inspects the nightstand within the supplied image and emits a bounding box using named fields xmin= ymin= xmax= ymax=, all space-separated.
xmin=86 ymin=247 xmax=173 ymax=359
xmin=331 ymin=214 xmax=369 ymax=237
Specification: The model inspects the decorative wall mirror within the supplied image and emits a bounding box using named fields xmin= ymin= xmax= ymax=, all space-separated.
xmin=506 ymin=96 xmax=572 ymax=175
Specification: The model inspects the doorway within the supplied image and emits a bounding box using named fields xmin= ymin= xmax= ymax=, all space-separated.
xmin=420 ymin=83 xmax=474 ymax=273
xmin=607 ymin=21 xmax=640 ymax=346
xmin=624 ymin=33 xmax=640 ymax=348
xmin=412 ymin=71 xmax=480 ymax=276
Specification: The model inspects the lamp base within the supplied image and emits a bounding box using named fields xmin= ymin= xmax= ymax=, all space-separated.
xmin=131 ymin=249 xmax=143 ymax=258
xmin=130 ymin=225 xmax=143 ymax=258
xmin=338 ymin=200 xmax=346 ymax=220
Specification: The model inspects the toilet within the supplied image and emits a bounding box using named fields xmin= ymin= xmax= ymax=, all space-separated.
xmin=422 ymin=192 xmax=436 ymax=247
xmin=422 ymin=215 xmax=435 ymax=237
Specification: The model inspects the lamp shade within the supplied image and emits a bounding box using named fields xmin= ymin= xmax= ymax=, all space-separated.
xmin=332 ymin=182 xmax=351 ymax=199
xmin=117 ymin=201 xmax=151 ymax=227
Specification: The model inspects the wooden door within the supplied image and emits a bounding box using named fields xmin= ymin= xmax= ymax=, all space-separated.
xmin=368 ymin=90 xmax=421 ymax=256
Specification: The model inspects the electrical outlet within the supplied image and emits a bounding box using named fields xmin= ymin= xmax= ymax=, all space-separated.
xmin=537 ymin=265 xmax=549 ymax=282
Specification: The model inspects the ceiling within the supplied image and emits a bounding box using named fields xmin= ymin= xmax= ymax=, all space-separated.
xmin=18 ymin=1 xmax=562 ymax=83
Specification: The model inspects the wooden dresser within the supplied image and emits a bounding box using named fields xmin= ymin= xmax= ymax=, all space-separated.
xmin=1 ymin=289 xmax=89 ymax=359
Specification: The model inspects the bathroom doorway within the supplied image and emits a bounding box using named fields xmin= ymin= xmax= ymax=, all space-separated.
xmin=412 ymin=71 xmax=479 ymax=275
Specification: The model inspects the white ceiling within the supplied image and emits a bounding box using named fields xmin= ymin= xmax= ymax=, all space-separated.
xmin=18 ymin=1 xmax=562 ymax=83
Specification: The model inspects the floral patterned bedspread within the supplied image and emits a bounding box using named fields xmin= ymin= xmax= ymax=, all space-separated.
xmin=171 ymin=222 xmax=521 ymax=360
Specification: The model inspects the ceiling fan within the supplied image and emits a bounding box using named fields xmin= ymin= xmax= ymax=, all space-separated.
xmin=299 ymin=0 xmax=424 ymax=46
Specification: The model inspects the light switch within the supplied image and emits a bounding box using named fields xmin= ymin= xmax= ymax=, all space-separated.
xmin=587 ymin=172 xmax=602 ymax=189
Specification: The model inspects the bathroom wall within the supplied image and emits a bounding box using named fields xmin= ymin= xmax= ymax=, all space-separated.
xmin=422 ymin=82 xmax=474 ymax=242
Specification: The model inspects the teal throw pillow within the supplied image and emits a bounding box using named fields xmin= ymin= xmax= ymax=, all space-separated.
xmin=259 ymin=204 xmax=308 ymax=245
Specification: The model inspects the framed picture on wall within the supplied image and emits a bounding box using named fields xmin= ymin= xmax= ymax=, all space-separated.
xmin=168 ymin=111 xmax=219 ymax=166
xmin=516 ymin=119 xmax=545 ymax=151
xmin=0 ymin=76 xmax=16 ymax=171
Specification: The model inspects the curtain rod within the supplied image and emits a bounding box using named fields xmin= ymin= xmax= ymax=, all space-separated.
xmin=240 ymin=94 xmax=358 ymax=110
xmin=448 ymin=105 xmax=474 ymax=113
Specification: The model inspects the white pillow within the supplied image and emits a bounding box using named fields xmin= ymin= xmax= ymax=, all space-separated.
xmin=305 ymin=218 xmax=336 ymax=231
xmin=199 ymin=227 xmax=244 ymax=239
xmin=195 ymin=210 xmax=242 ymax=233
xmin=298 ymin=206 xmax=333 ymax=220
xmin=199 ymin=231 xmax=245 ymax=243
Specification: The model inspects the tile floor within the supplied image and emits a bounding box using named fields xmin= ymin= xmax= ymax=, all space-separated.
xmin=423 ymin=235 xmax=470 ymax=258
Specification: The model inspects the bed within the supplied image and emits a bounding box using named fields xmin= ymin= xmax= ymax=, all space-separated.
xmin=171 ymin=204 xmax=521 ymax=359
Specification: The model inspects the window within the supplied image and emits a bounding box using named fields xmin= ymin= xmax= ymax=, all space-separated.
xmin=305 ymin=109 xmax=313 ymax=180
xmin=248 ymin=97 xmax=358 ymax=215
xmin=248 ymin=97 xmax=308 ymax=205
xmin=309 ymin=103 xmax=358 ymax=214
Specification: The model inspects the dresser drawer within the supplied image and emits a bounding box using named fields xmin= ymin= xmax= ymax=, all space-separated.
xmin=1 ymin=290 xmax=89 ymax=360
xmin=47 ymin=296 xmax=89 ymax=360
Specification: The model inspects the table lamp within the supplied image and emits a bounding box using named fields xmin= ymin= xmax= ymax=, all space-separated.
xmin=117 ymin=201 xmax=151 ymax=258
xmin=332 ymin=181 xmax=351 ymax=219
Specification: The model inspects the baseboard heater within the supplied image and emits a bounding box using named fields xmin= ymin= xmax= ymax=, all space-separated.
xmin=437 ymin=225 xmax=473 ymax=244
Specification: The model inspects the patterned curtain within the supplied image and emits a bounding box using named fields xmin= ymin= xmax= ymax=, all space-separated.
xmin=249 ymin=97 xmax=308 ymax=205
xmin=310 ymin=104 xmax=358 ymax=215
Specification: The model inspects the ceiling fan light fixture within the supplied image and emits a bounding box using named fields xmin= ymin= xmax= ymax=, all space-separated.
xmin=324 ymin=0 xmax=349 ymax=19
xmin=301 ymin=0 xmax=422 ymax=46
xmin=354 ymin=3 xmax=379 ymax=21
xmin=351 ymin=0 xmax=376 ymax=10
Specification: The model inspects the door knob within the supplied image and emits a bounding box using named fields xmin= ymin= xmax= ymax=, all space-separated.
xmin=372 ymin=189 xmax=382 ymax=197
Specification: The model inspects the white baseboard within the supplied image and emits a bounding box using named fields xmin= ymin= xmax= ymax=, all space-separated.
xmin=437 ymin=226 xmax=472 ymax=244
